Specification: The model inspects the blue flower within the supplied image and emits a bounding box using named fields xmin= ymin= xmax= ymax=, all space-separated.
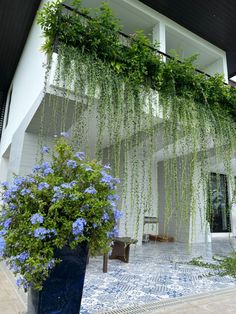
xmin=113 ymin=178 xmax=121 ymax=184
xmin=42 ymin=146 xmax=49 ymax=153
xmin=0 ymin=237 xmax=5 ymax=257
xmin=13 ymin=176 xmax=25 ymax=186
xmin=100 ymin=170 xmax=113 ymax=184
xmin=38 ymin=182 xmax=50 ymax=190
xmin=2 ymin=188 xmax=17 ymax=203
xmin=34 ymin=227 xmax=48 ymax=239
xmin=9 ymin=261 xmax=20 ymax=272
xmin=0 ymin=229 xmax=6 ymax=236
xmin=102 ymin=212 xmax=109 ymax=222
xmin=26 ymin=177 xmax=35 ymax=183
xmin=61 ymin=183 xmax=71 ymax=189
xmin=43 ymin=167 xmax=54 ymax=176
xmin=42 ymin=162 xmax=51 ymax=169
xmin=11 ymin=185 xmax=19 ymax=193
xmin=66 ymin=159 xmax=77 ymax=169
xmin=93 ymin=223 xmax=97 ymax=228
xmin=10 ymin=204 xmax=16 ymax=210
xmin=20 ymin=188 xmax=31 ymax=196
xmin=30 ymin=214 xmax=44 ymax=225
xmin=103 ymin=164 xmax=111 ymax=170
xmin=109 ymin=201 xmax=117 ymax=208
xmin=32 ymin=165 xmax=41 ymax=172
xmin=16 ymin=276 xmax=29 ymax=289
xmin=74 ymin=152 xmax=85 ymax=160
xmin=60 ymin=181 xmax=76 ymax=189
xmin=1 ymin=181 xmax=9 ymax=188
xmin=108 ymin=194 xmax=120 ymax=201
xmin=84 ymin=186 xmax=97 ymax=194
xmin=46 ymin=259 xmax=55 ymax=270
xmin=108 ymin=226 xmax=119 ymax=238
xmin=113 ymin=210 xmax=123 ymax=221
xmin=1 ymin=210 xmax=7 ymax=217
xmin=72 ymin=218 xmax=86 ymax=236
xmin=52 ymin=186 xmax=64 ymax=202
xmin=16 ymin=252 xmax=29 ymax=263
xmin=4 ymin=218 xmax=12 ymax=230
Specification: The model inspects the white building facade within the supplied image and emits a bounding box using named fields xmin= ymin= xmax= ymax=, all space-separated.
xmin=0 ymin=0 xmax=235 ymax=245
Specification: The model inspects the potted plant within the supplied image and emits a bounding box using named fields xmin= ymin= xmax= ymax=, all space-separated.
xmin=0 ymin=135 xmax=122 ymax=313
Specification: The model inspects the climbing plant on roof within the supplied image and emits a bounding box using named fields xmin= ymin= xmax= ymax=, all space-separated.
xmin=37 ymin=0 xmax=236 ymax=241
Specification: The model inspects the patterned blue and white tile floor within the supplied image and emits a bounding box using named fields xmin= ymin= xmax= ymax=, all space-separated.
xmin=80 ymin=238 xmax=236 ymax=314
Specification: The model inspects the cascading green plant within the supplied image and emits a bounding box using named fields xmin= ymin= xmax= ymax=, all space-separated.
xmin=37 ymin=0 xmax=236 ymax=241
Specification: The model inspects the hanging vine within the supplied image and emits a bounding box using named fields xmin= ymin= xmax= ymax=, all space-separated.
xmin=37 ymin=0 xmax=236 ymax=241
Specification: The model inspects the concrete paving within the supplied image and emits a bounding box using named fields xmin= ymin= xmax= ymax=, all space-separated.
xmin=102 ymin=288 xmax=236 ymax=314
xmin=147 ymin=289 xmax=236 ymax=314
xmin=0 ymin=263 xmax=26 ymax=314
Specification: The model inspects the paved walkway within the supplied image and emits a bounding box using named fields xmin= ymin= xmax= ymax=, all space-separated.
xmin=102 ymin=288 xmax=236 ymax=313
xmin=0 ymin=263 xmax=26 ymax=314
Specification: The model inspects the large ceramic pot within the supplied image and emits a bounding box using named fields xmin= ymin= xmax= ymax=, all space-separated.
xmin=28 ymin=243 xmax=89 ymax=314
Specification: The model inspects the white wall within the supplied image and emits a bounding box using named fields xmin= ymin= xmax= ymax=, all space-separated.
xmin=0 ymin=2 xmax=46 ymax=157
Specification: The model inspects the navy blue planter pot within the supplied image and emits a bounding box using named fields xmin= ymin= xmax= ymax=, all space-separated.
xmin=28 ymin=243 xmax=89 ymax=314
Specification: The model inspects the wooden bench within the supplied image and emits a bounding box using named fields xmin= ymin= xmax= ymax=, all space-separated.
xmin=103 ymin=237 xmax=137 ymax=273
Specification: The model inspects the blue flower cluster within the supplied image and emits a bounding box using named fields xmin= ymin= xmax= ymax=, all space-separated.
xmin=74 ymin=152 xmax=85 ymax=160
xmin=32 ymin=164 xmax=41 ymax=173
xmin=38 ymin=182 xmax=50 ymax=191
xmin=60 ymin=181 xmax=76 ymax=189
xmin=107 ymin=225 xmax=119 ymax=238
xmin=102 ymin=212 xmax=109 ymax=222
xmin=3 ymin=218 xmax=12 ymax=230
xmin=52 ymin=186 xmax=64 ymax=202
xmin=84 ymin=186 xmax=97 ymax=194
xmin=72 ymin=218 xmax=86 ymax=236
xmin=21 ymin=188 xmax=31 ymax=196
xmin=30 ymin=214 xmax=44 ymax=225
xmin=0 ymin=237 xmax=5 ymax=257
xmin=32 ymin=161 xmax=54 ymax=176
xmin=16 ymin=276 xmax=29 ymax=289
xmin=34 ymin=227 xmax=56 ymax=240
xmin=41 ymin=162 xmax=54 ymax=176
xmin=66 ymin=159 xmax=77 ymax=169
xmin=100 ymin=170 xmax=120 ymax=189
xmin=42 ymin=146 xmax=49 ymax=153
xmin=16 ymin=252 xmax=29 ymax=263
xmin=46 ymin=258 xmax=55 ymax=270
xmin=1 ymin=217 xmax=12 ymax=236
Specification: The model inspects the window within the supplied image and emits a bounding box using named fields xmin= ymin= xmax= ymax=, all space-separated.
xmin=207 ymin=173 xmax=230 ymax=232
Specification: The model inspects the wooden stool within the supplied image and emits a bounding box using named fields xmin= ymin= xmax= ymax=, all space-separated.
xmin=109 ymin=237 xmax=137 ymax=263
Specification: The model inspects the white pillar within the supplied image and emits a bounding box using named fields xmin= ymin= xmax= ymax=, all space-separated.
xmin=152 ymin=22 xmax=166 ymax=61
xmin=222 ymin=52 xmax=229 ymax=83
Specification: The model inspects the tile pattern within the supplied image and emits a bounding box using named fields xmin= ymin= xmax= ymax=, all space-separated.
xmin=80 ymin=238 xmax=236 ymax=314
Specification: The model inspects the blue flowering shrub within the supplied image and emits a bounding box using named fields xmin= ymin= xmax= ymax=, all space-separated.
xmin=0 ymin=137 xmax=122 ymax=290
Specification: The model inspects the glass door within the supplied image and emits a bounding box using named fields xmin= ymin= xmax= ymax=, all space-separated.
xmin=208 ymin=173 xmax=231 ymax=232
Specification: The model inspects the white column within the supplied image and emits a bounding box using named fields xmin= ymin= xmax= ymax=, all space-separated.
xmin=152 ymin=21 xmax=166 ymax=61
xmin=222 ymin=52 xmax=229 ymax=83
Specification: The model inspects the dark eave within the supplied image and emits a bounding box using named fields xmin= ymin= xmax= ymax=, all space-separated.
xmin=140 ymin=0 xmax=236 ymax=78
xmin=0 ymin=0 xmax=41 ymax=94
